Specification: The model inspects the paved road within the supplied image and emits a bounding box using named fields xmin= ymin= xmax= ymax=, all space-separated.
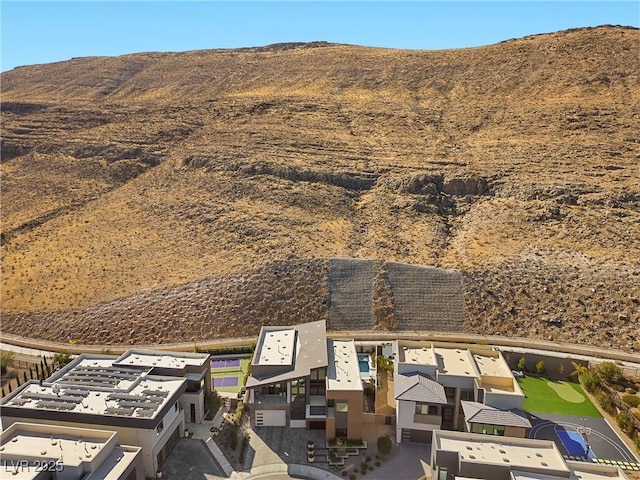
xmin=2 ymin=331 xmax=639 ymax=366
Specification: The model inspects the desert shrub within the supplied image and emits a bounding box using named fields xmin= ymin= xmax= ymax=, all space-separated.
xmin=341 ymin=471 xmax=348 ymax=477
xmin=633 ymin=410 xmax=640 ymax=421
xmin=626 ymin=386 xmax=637 ymax=394
xmin=613 ymin=384 xmax=626 ymax=392
xmin=350 ymin=475 xmax=356 ymax=480
xmin=596 ymin=392 xmax=615 ymax=414
xmin=579 ymin=370 xmax=599 ymax=393
xmin=377 ymin=435 xmax=392 ymax=455
xmin=597 ymin=362 xmax=623 ymax=386
xmin=622 ymin=394 xmax=640 ymax=408
xmin=0 ymin=351 xmax=15 ymax=375
xmin=616 ymin=412 xmax=633 ymax=434
xmin=365 ymin=455 xmax=372 ymax=462
xmin=375 ymin=461 xmax=381 ymax=467
xmin=535 ymin=360 xmax=546 ymax=375
xmin=636 ymin=436 xmax=640 ymax=453
xmin=52 ymin=351 xmax=73 ymax=368
xmin=517 ymin=357 xmax=526 ymax=371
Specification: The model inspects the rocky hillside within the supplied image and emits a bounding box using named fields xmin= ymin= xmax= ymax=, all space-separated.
xmin=1 ymin=26 xmax=638 ymax=351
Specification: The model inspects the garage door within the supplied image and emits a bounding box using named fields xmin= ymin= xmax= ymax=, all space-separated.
xmin=402 ymin=428 xmax=432 ymax=443
xmin=255 ymin=410 xmax=286 ymax=426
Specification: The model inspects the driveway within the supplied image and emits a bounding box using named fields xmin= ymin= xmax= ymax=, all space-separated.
xmin=361 ymin=442 xmax=429 ymax=480
xmin=161 ymin=438 xmax=227 ymax=480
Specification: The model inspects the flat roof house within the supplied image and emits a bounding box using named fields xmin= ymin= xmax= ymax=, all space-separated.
xmin=246 ymin=320 xmax=329 ymax=429
xmin=246 ymin=320 xmax=377 ymax=440
xmin=0 ymin=422 xmax=144 ymax=480
xmin=394 ymin=341 xmax=528 ymax=444
xmin=430 ymin=430 xmax=629 ymax=480
xmin=0 ymin=349 xmax=210 ymax=478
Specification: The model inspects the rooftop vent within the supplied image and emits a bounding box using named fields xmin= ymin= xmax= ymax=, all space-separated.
xmin=541 ymin=462 xmax=548 ymax=467
xmin=503 ymin=458 xmax=510 ymax=463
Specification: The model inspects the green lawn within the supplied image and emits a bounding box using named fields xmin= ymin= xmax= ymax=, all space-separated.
xmin=210 ymin=356 xmax=251 ymax=393
xmin=517 ymin=375 xmax=602 ymax=417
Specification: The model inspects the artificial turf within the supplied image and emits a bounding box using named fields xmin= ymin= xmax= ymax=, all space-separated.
xmin=517 ymin=375 xmax=602 ymax=417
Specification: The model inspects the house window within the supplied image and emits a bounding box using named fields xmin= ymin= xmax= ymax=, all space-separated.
xmin=291 ymin=378 xmax=306 ymax=401
xmin=336 ymin=402 xmax=349 ymax=413
xmin=415 ymin=403 xmax=432 ymax=415
xmin=310 ymin=368 xmax=326 ymax=396
xmin=444 ymin=387 xmax=455 ymax=401
xmin=460 ymin=389 xmax=474 ymax=401
xmin=157 ymin=420 xmax=164 ymax=434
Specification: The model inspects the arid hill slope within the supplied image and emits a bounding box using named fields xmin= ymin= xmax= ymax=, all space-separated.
xmin=1 ymin=26 xmax=639 ymax=351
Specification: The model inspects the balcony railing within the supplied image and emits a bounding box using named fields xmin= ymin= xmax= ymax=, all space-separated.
xmin=254 ymin=393 xmax=288 ymax=405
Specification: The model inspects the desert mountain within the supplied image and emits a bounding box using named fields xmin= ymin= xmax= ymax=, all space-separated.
xmin=1 ymin=26 xmax=638 ymax=351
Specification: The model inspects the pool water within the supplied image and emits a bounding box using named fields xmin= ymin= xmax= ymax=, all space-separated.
xmin=358 ymin=354 xmax=370 ymax=373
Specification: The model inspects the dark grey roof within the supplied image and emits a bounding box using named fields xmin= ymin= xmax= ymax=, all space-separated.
xmin=395 ymin=372 xmax=447 ymax=404
xmin=246 ymin=320 xmax=328 ymax=388
xmin=461 ymin=401 xmax=532 ymax=429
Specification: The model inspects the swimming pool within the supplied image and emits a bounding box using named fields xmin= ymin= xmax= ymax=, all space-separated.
xmin=358 ymin=354 xmax=370 ymax=374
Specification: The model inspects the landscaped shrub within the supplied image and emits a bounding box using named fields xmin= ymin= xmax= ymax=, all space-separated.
xmin=535 ymin=360 xmax=546 ymax=375
xmin=349 ymin=475 xmax=356 ymax=480
xmin=517 ymin=357 xmax=526 ymax=372
xmin=365 ymin=455 xmax=371 ymax=462
xmin=622 ymin=394 xmax=640 ymax=408
xmin=375 ymin=461 xmax=381 ymax=467
xmin=377 ymin=435 xmax=392 ymax=455
xmin=635 ymin=436 xmax=640 ymax=453
xmin=579 ymin=370 xmax=599 ymax=393
xmin=341 ymin=471 xmax=347 ymax=477
xmin=0 ymin=350 xmax=15 ymax=375
xmin=596 ymin=392 xmax=615 ymax=414
xmin=616 ymin=412 xmax=633 ymax=434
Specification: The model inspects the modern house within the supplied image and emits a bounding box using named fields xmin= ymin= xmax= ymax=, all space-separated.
xmin=394 ymin=341 xmax=529 ymax=443
xmin=0 ymin=422 xmax=145 ymax=480
xmin=246 ymin=320 xmax=329 ymax=429
xmin=0 ymin=349 xmax=211 ymax=478
xmin=246 ymin=320 xmax=387 ymax=440
xmin=429 ymin=430 xmax=629 ymax=480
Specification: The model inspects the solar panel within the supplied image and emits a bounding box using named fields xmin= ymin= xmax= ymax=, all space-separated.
xmin=117 ymin=401 xmax=160 ymax=410
xmin=22 ymin=393 xmax=80 ymax=403
xmin=105 ymin=407 xmax=135 ymax=416
xmin=36 ymin=401 xmax=77 ymax=410
xmin=63 ymin=389 xmax=91 ymax=397
xmin=142 ymin=389 xmax=169 ymax=397
xmin=107 ymin=394 xmax=147 ymax=401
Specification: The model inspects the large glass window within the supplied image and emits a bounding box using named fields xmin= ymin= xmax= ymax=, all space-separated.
xmin=415 ymin=403 xmax=439 ymax=415
xmin=460 ymin=389 xmax=474 ymax=401
xmin=336 ymin=401 xmax=349 ymax=413
xmin=310 ymin=368 xmax=326 ymax=396
xmin=291 ymin=378 xmax=306 ymax=401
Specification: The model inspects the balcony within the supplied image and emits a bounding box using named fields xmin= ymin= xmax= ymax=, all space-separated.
xmin=254 ymin=393 xmax=288 ymax=405
xmin=413 ymin=413 xmax=442 ymax=426
xmin=306 ymin=395 xmax=327 ymax=419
